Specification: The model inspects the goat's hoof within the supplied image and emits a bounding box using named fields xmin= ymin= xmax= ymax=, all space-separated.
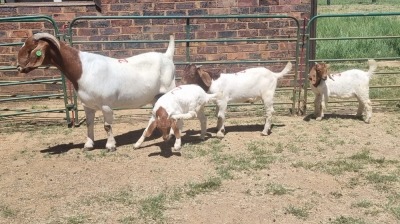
xmin=316 ymin=117 xmax=323 ymax=121
xmin=83 ymin=146 xmax=94 ymax=151
xmin=216 ymin=130 xmax=225 ymax=139
xmin=261 ymin=131 xmax=269 ymax=136
xmin=133 ymin=143 xmax=141 ymax=149
xmin=173 ymin=145 xmax=181 ymax=151
xmin=106 ymin=146 xmax=117 ymax=152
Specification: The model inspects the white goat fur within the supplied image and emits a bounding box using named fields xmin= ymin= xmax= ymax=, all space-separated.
xmin=184 ymin=62 xmax=292 ymax=137
xmin=134 ymin=84 xmax=218 ymax=150
xmin=310 ymin=59 xmax=377 ymax=123
xmin=17 ymin=33 xmax=176 ymax=151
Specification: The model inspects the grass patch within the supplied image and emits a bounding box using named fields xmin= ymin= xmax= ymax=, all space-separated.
xmin=186 ymin=177 xmax=222 ymax=197
xmin=329 ymin=215 xmax=366 ymax=224
xmin=138 ymin=193 xmax=167 ymax=223
xmin=0 ymin=204 xmax=18 ymax=219
xmin=265 ymin=183 xmax=292 ymax=196
xmin=285 ymin=205 xmax=310 ymax=220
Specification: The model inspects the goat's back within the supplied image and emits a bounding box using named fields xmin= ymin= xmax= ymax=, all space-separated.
xmin=77 ymin=51 xmax=175 ymax=109
xmin=153 ymin=85 xmax=209 ymax=116
xmin=209 ymin=67 xmax=280 ymax=102
xmin=324 ymin=69 xmax=372 ymax=98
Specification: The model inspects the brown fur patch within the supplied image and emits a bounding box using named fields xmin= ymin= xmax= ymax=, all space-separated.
xmin=309 ymin=62 xmax=329 ymax=87
xmin=155 ymin=107 xmax=172 ymax=141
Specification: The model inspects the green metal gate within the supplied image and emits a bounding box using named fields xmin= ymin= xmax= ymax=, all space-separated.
xmin=67 ymin=15 xmax=302 ymax=117
xmin=301 ymin=12 xmax=400 ymax=114
xmin=0 ymin=15 xmax=75 ymax=126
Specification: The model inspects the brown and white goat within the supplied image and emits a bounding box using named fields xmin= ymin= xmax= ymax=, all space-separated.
xmin=17 ymin=33 xmax=176 ymax=151
xmin=181 ymin=62 xmax=292 ymax=138
xmin=308 ymin=59 xmax=377 ymax=123
xmin=134 ymin=84 xmax=218 ymax=150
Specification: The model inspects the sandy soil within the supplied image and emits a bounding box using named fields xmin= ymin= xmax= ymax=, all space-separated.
xmin=0 ymin=101 xmax=399 ymax=224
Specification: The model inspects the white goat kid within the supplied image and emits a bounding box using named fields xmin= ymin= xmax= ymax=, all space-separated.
xmin=308 ymin=59 xmax=377 ymax=123
xmin=17 ymin=33 xmax=176 ymax=151
xmin=134 ymin=84 xmax=218 ymax=151
xmin=182 ymin=62 xmax=292 ymax=138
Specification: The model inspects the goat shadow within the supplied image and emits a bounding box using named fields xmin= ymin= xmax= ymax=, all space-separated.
xmin=303 ymin=113 xmax=364 ymax=122
xmin=40 ymin=123 xmax=285 ymax=156
xmin=40 ymin=128 xmax=159 ymax=155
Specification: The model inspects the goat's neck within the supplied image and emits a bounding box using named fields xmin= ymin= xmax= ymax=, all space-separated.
xmin=50 ymin=42 xmax=82 ymax=90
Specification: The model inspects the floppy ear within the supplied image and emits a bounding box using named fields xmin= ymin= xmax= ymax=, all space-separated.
xmin=145 ymin=120 xmax=157 ymax=137
xmin=198 ymin=69 xmax=212 ymax=88
xmin=26 ymin=42 xmax=48 ymax=68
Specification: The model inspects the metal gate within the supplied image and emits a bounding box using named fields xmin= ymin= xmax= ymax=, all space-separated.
xmin=0 ymin=15 xmax=75 ymax=126
xmin=66 ymin=15 xmax=302 ymax=118
xmin=301 ymin=12 xmax=400 ymax=114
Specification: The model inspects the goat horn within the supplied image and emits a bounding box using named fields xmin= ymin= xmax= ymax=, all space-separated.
xmin=33 ymin=33 xmax=60 ymax=49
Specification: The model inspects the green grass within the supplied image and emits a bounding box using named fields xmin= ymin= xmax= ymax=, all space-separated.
xmin=329 ymin=216 xmax=366 ymax=224
xmin=285 ymin=205 xmax=310 ymax=220
xmin=316 ymin=16 xmax=400 ymax=60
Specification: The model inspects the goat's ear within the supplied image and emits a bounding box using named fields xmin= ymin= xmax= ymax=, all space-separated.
xmin=26 ymin=42 xmax=48 ymax=68
xmin=145 ymin=120 xmax=157 ymax=137
xmin=198 ymin=69 xmax=212 ymax=88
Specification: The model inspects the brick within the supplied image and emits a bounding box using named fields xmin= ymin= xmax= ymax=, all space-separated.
xmin=110 ymin=4 xmax=132 ymax=11
xmin=63 ymin=6 xmax=87 ymax=13
xmin=0 ymin=23 xmax=19 ymax=31
xmin=89 ymin=20 xmax=111 ymax=28
xmin=100 ymin=27 xmax=121 ymax=36
xmin=155 ymin=3 xmax=175 ymax=10
xmin=188 ymin=9 xmax=208 ymax=15
xmin=17 ymin=7 xmax=40 ymax=14
xmin=209 ymin=8 xmax=230 ymax=15
xmin=77 ymin=28 xmax=99 ymax=36
xmin=176 ymin=2 xmax=195 ymax=10
xmin=121 ymin=26 xmax=143 ymax=34
xmin=198 ymin=46 xmax=218 ymax=54
xmin=238 ymin=0 xmax=258 ymax=7
xmin=217 ymin=31 xmax=237 ymax=38
xmin=39 ymin=6 xmax=62 ymax=13
xmin=20 ymin=22 xmax=43 ymax=30
xmin=10 ymin=30 xmax=31 ymax=38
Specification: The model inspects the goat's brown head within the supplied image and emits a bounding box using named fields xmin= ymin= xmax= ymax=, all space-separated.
xmin=181 ymin=64 xmax=213 ymax=92
xmin=17 ymin=33 xmax=60 ymax=73
xmin=308 ymin=62 xmax=329 ymax=87
xmin=145 ymin=107 xmax=180 ymax=141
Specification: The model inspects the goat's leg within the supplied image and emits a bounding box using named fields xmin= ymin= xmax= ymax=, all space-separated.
xmin=355 ymin=95 xmax=365 ymax=118
xmin=172 ymin=119 xmax=183 ymax=151
xmin=83 ymin=106 xmax=96 ymax=150
xmin=101 ymin=106 xmax=116 ymax=152
xmin=363 ymin=99 xmax=372 ymax=123
xmin=216 ymin=102 xmax=227 ymax=138
xmin=197 ymin=107 xmax=207 ymax=140
xmin=134 ymin=117 xmax=156 ymax=149
xmin=261 ymin=96 xmax=274 ymax=136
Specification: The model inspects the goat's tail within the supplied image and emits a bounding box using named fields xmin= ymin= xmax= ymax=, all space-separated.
xmin=164 ymin=34 xmax=175 ymax=59
xmin=274 ymin=61 xmax=293 ymax=78
xmin=366 ymin=59 xmax=377 ymax=78
xmin=206 ymin=92 xmax=222 ymax=103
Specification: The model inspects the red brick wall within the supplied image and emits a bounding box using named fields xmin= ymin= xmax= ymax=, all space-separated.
xmin=0 ymin=0 xmax=311 ymax=96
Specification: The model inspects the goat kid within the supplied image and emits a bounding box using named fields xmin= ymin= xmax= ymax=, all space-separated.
xmin=181 ymin=62 xmax=292 ymax=138
xmin=134 ymin=84 xmax=218 ymax=151
xmin=17 ymin=33 xmax=176 ymax=151
xmin=308 ymin=59 xmax=377 ymax=123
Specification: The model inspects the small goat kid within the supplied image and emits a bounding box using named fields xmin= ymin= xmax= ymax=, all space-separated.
xmin=181 ymin=62 xmax=292 ymax=138
xmin=134 ymin=84 xmax=218 ymax=150
xmin=308 ymin=59 xmax=377 ymax=123
xmin=17 ymin=33 xmax=176 ymax=151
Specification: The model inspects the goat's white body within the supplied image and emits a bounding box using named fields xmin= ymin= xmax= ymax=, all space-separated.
xmin=135 ymin=84 xmax=217 ymax=150
xmin=310 ymin=60 xmax=376 ymax=123
xmin=208 ymin=63 xmax=292 ymax=137
xmin=77 ymin=51 xmax=175 ymax=110
xmin=78 ymin=37 xmax=176 ymax=151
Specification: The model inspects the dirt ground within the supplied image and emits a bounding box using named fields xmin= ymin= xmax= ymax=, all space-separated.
xmin=0 ymin=101 xmax=400 ymax=224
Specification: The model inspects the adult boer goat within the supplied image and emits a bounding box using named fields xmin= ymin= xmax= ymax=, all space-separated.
xmin=17 ymin=33 xmax=176 ymax=151
xmin=181 ymin=62 xmax=292 ymax=138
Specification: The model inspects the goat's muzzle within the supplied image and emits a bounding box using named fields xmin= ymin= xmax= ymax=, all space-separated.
xmin=16 ymin=65 xmax=32 ymax=73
